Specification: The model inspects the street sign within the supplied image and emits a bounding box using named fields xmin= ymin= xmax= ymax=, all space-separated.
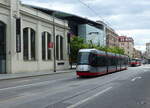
xmin=48 ymin=42 xmax=54 ymax=49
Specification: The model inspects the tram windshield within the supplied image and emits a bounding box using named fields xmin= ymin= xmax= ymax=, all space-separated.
xmin=77 ymin=52 xmax=90 ymax=65
xmin=131 ymin=59 xmax=140 ymax=62
xmin=131 ymin=59 xmax=136 ymax=62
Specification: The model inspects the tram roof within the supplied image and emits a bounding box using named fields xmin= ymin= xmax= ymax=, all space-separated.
xmin=79 ymin=49 xmax=127 ymax=58
xmin=79 ymin=49 xmax=106 ymax=54
xmin=79 ymin=49 xmax=98 ymax=53
xmin=107 ymin=52 xmax=115 ymax=56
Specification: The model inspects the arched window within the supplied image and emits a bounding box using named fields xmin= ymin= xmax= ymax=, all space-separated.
xmin=42 ymin=32 xmax=52 ymax=60
xmin=56 ymin=35 xmax=64 ymax=60
xmin=23 ymin=28 xmax=36 ymax=60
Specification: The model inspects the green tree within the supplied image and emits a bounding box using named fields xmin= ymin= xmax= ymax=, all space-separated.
xmin=70 ymin=36 xmax=86 ymax=64
xmin=69 ymin=36 xmax=125 ymax=66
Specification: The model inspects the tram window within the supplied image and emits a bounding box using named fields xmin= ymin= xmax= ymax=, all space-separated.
xmin=96 ymin=55 xmax=106 ymax=66
xmin=112 ymin=57 xmax=115 ymax=66
xmin=90 ymin=54 xmax=97 ymax=66
xmin=120 ymin=58 xmax=122 ymax=65
xmin=108 ymin=56 xmax=115 ymax=66
xmin=117 ymin=58 xmax=119 ymax=65
xmin=124 ymin=58 xmax=127 ymax=65
xmin=118 ymin=58 xmax=121 ymax=65
xmin=103 ymin=56 xmax=107 ymax=66
xmin=77 ymin=52 xmax=90 ymax=65
xmin=114 ymin=57 xmax=117 ymax=65
xmin=113 ymin=57 xmax=116 ymax=66
xmin=111 ymin=57 xmax=114 ymax=66
xmin=122 ymin=58 xmax=124 ymax=65
xmin=123 ymin=58 xmax=125 ymax=65
xmin=96 ymin=55 xmax=100 ymax=66
xmin=107 ymin=57 xmax=111 ymax=66
xmin=110 ymin=57 xmax=112 ymax=65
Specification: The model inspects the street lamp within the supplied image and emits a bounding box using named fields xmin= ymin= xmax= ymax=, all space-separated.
xmin=52 ymin=13 xmax=56 ymax=72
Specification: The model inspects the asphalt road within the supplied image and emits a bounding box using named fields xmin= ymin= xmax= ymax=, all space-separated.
xmin=0 ymin=65 xmax=150 ymax=108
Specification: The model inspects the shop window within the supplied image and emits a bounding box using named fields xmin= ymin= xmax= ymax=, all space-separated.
xmin=23 ymin=28 xmax=36 ymax=61
xmin=23 ymin=28 xmax=28 ymax=60
xmin=42 ymin=32 xmax=46 ymax=60
xmin=47 ymin=33 xmax=52 ymax=60
xmin=60 ymin=36 xmax=63 ymax=60
xmin=42 ymin=32 xmax=52 ymax=60
xmin=31 ymin=29 xmax=35 ymax=60
xmin=56 ymin=35 xmax=59 ymax=60
xmin=56 ymin=35 xmax=64 ymax=60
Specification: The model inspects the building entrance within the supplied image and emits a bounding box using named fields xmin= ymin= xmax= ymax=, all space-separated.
xmin=0 ymin=21 xmax=6 ymax=74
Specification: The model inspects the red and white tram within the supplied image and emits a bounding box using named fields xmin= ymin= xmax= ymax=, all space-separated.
xmin=129 ymin=58 xmax=141 ymax=67
xmin=76 ymin=49 xmax=129 ymax=77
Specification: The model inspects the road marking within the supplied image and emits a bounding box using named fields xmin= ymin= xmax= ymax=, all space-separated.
xmin=67 ymin=87 xmax=112 ymax=108
xmin=0 ymin=78 xmax=69 ymax=91
xmin=131 ymin=77 xmax=142 ymax=82
xmin=16 ymin=79 xmax=31 ymax=83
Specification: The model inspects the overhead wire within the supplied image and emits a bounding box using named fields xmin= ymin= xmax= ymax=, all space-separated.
xmin=77 ymin=0 xmax=112 ymax=27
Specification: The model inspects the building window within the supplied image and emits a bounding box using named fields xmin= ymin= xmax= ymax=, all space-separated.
xmin=42 ymin=32 xmax=52 ymax=60
xmin=31 ymin=29 xmax=35 ymax=60
xmin=23 ymin=28 xmax=36 ymax=61
xmin=56 ymin=35 xmax=64 ymax=60
xmin=60 ymin=36 xmax=64 ymax=60
xmin=56 ymin=35 xmax=59 ymax=60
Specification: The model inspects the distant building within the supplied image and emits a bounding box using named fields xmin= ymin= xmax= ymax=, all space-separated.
xmin=118 ymin=36 xmax=134 ymax=58
xmin=31 ymin=6 xmax=107 ymax=46
xmin=106 ymin=26 xmax=119 ymax=47
xmin=133 ymin=48 xmax=142 ymax=59
xmin=78 ymin=24 xmax=105 ymax=46
xmin=145 ymin=43 xmax=150 ymax=59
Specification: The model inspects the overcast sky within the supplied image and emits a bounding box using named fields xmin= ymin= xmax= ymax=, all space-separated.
xmin=21 ymin=0 xmax=150 ymax=52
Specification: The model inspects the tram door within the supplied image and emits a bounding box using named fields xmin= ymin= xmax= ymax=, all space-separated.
xmin=0 ymin=22 xmax=6 ymax=74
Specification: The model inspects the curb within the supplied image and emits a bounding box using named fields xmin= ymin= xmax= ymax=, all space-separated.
xmin=0 ymin=69 xmax=76 ymax=81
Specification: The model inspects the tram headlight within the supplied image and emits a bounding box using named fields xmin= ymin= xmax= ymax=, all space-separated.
xmin=76 ymin=65 xmax=90 ymax=71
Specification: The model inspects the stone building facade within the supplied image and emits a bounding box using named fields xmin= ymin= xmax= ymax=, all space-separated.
xmin=106 ymin=26 xmax=119 ymax=47
xmin=133 ymin=48 xmax=142 ymax=59
xmin=0 ymin=0 xmax=69 ymax=74
xmin=145 ymin=43 xmax=150 ymax=59
xmin=118 ymin=36 xmax=134 ymax=58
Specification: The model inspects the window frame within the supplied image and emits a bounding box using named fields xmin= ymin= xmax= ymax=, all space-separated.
xmin=56 ymin=35 xmax=64 ymax=61
xmin=23 ymin=27 xmax=36 ymax=61
xmin=42 ymin=31 xmax=52 ymax=61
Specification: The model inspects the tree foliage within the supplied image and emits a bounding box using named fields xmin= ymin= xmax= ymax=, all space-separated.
xmin=70 ymin=36 xmax=125 ymax=63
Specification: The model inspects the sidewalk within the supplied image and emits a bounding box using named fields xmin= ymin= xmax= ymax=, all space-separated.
xmin=0 ymin=69 xmax=76 ymax=81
